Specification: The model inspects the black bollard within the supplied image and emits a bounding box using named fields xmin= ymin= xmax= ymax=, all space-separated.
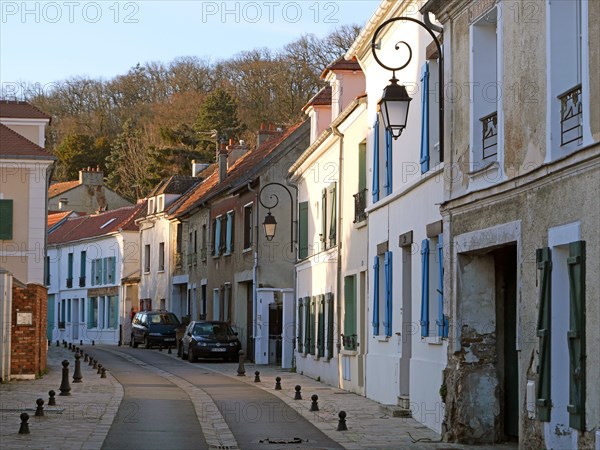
xmin=92 ymin=340 xmax=95 ymax=346
xmin=101 ymin=368 xmax=107 ymax=378
xmin=88 ymin=356 xmax=93 ymax=366
xmin=58 ymin=360 xmax=71 ymax=396
xmin=48 ymin=390 xmax=56 ymax=406
xmin=63 ymin=340 xmax=67 ymax=348
xmin=337 ymin=410 xmax=348 ymax=431
xmin=237 ymin=350 xmax=246 ymax=376
xmin=168 ymin=346 xmax=172 ymax=354
xmin=75 ymin=347 xmax=80 ymax=354
xmin=92 ymin=359 xmax=97 ymax=369
xmin=97 ymin=363 xmax=102 ymax=375
xmin=294 ymin=385 xmax=302 ymax=400
xmin=310 ymin=394 xmax=319 ymax=412
xmin=68 ymin=342 xmax=72 ymax=350
xmin=56 ymin=340 xmax=59 ymax=347
xmin=80 ymin=340 xmax=83 ymax=346
xmin=83 ymin=353 xmax=89 ymax=363
xmin=254 ymin=371 xmax=261 ymax=383
xmin=275 ymin=376 xmax=282 ymax=390
xmin=18 ymin=412 xmax=30 ymax=434
xmin=73 ymin=353 xmax=83 ymax=383
xmin=35 ymin=398 xmax=45 ymax=417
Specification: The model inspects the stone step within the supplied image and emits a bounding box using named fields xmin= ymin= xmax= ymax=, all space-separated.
xmin=379 ymin=404 xmax=412 ymax=418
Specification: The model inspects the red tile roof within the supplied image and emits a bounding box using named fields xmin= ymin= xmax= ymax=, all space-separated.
xmin=0 ymin=124 xmax=55 ymax=159
xmin=48 ymin=211 xmax=76 ymax=229
xmin=48 ymin=180 xmax=80 ymax=198
xmin=48 ymin=202 xmax=146 ymax=245
xmin=170 ymin=122 xmax=307 ymax=218
xmin=302 ymin=86 xmax=332 ymax=112
xmin=0 ymin=100 xmax=51 ymax=120
xmin=321 ymin=56 xmax=362 ymax=79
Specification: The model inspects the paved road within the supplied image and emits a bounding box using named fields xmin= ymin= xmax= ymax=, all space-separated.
xmin=86 ymin=346 xmax=343 ymax=449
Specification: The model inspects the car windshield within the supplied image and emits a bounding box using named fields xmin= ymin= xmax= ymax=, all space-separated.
xmin=193 ymin=323 xmax=233 ymax=337
xmin=149 ymin=314 xmax=180 ymax=325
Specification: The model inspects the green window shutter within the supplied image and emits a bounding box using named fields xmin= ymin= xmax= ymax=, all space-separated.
xmin=68 ymin=253 xmax=73 ymax=278
xmin=328 ymin=183 xmax=337 ymax=247
xmin=80 ymin=251 xmax=86 ymax=278
xmin=308 ymin=297 xmax=316 ymax=355
xmin=326 ymin=292 xmax=334 ymax=359
xmin=91 ymin=260 xmax=96 ymax=286
xmin=0 ymin=199 xmax=13 ymax=240
xmin=567 ymin=240 xmax=586 ymax=430
xmin=111 ymin=296 xmax=119 ymax=329
xmin=321 ymin=188 xmax=327 ymax=245
xmin=344 ymin=276 xmax=357 ymax=350
xmin=358 ymin=143 xmax=367 ymax=192
xmin=536 ymin=247 xmax=552 ymax=422
xmin=298 ymin=202 xmax=309 ymax=259
xmin=87 ymin=298 xmax=94 ymax=329
xmin=215 ymin=217 xmax=221 ymax=256
xmin=317 ymin=295 xmax=325 ymax=358
xmin=297 ymin=300 xmax=304 ymax=353
xmin=102 ymin=258 xmax=108 ymax=284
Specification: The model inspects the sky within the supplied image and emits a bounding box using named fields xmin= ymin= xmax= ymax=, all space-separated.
xmin=0 ymin=0 xmax=379 ymax=95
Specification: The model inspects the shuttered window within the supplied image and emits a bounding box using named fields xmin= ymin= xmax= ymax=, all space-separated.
xmin=321 ymin=188 xmax=327 ymax=246
xmin=385 ymin=129 xmax=393 ymax=195
xmin=328 ymin=183 xmax=337 ymax=247
xmin=297 ymin=299 xmax=304 ymax=353
xmin=225 ymin=211 xmax=234 ymax=255
xmin=420 ymin=62 xmax=430 ymax=173
xmin=437 ymin=235 xmax=448 ymax=338
xmin=326 ymin=292 xmax=334 ymax=359
xmin=308 ymin=297 xmax=315 ymax=355
xmin=298 ymin=202 xmax=309 ymax=259
xmin=372 ymin=255 xmax=380 ymax=336
xmin=87 ymin=297 xmax=98 ymax=328
xmin=420 ymin=239 xmax=430 ymax=337
xmin=317 ymin=294 xmax=325 ymax=358
xmin=214 ymin=216 xmax=221 ymax=256
xmin=536 ymin=247 xmax=552 ymax=422
xmin=344 ymin=276 xmax=357 ymax=350
xmin=0 ymin=199 xmax=13 ymax=240
xmin=372 ymin=118 xmax=380 ymax=203
xmin=567 ymin=240 xmax=586 ymax=430
xmin=384 ymin=251 xmax=393 ymax=337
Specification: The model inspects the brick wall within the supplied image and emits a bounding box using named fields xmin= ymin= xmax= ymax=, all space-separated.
xmin=11 ymin=283 xmax=48 ymax=376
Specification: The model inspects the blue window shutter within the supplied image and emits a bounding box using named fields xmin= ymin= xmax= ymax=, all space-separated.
xmin=385 ymin=129 xmax=393 ymax=195
xmin=91 ymin=260 xmax=96 ymax=286
xmin=226 ymin=212 xmax=233 ymax=254
xmin=436 ymin=235 xmax=448 ymax=338
xmin=372 ymin=255 xmax=380 ymax=335
xmin=215 ymin=218 xmax=221 ymax=256
xmin=384 ymin=251 xmax=393 ymax=337
xmin=420 ymin=62 xmax=430 ymax=174
xmin=372 ymin=119 xmax=380 ymax=203
xmin=420 ymin=239 xmax=430 ymax=337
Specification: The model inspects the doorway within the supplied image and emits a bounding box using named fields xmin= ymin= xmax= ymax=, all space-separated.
xmin=268 ymin=301 xmax=282 ymax=365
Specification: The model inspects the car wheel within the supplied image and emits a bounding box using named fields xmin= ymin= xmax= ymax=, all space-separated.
xmin=131 ymin=334 xmax=138 ymax=348
xmin=144 ymin=336 xmax=152 ymax=349
xmin=188 ymin=349 xmax=197 ymax=363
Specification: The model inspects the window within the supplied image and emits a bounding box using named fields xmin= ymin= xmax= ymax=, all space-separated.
xmin=201 ymin=224 xmax=207 ymax=260
xmin=317 ymin=294 xmax=325 ymax=358
xmin=243 ymin=203 xmax=253 ymax=250
xmin=106 ymin=257 xmax=116 ymax=284
xmin=67 ymin=253 xmax=74 ymax=288
xmin=225 ymin=211 xmax=234 ymax=255
xmin=372 ymin=117 xmax=393 ymax=203
xmin=148 ymin=198 xmax=155 ymax=215
xmin=106 ymin=296 xmax=118 ymax=329
xmin=79 ymin=250 xmax=86 ymax=287
xmin=297 ymin=297 xmax=305 ymax=353
xmin=372 ymin=251 xmax=393 ymax=337
xmin=298 ymin=202 xmax=309 ymax=259
xmin=354 ymin=143 xmax=367 ymax=223
xmin=420 ymin=235 xmax=448 ymax=338
xmin=213 ymin=216 xmax=222 ymax=256
xmin=549 ymin=0 xmax=585 ymax=158
xmin=157 ymin=195 xmax=164 ymax=212
xmin=471 ymin=7 xmax=500 ymax=170
xmin=0 ymin=199 xmax=13 ymax=240
xmin=343 ymin=276 xmax=357 ymax=350
xmin=420 ymin=60 xmax=442 ymax=173
xmin=158 ymin=242 xmax=165 ymax=271
xmin=144 ymin=245 xmax=151 ymax=273
xmin=307 ymin=297 xmax=315 ymax=355
xmin=325 ymin=292 xmax=334 ymax=359
xmin=87 ymin=297 xmax=98 ymax=328
xmin=321 ymin=183 xmax=337 ymax=249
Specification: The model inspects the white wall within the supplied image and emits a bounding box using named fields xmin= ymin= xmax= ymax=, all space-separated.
xmin=139 ymin=216 xmax=172 ymax=310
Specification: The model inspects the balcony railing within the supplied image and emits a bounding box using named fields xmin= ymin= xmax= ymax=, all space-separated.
xmin=79 ymin=276 xmax=86 ymax=287
xmin=353 ymin=189 xmax=368 ymax=223
xmin=480 ymin=111 xmax=498 ymax=160
xmin=342 ymin=333 xmax=358 ymax=351
xmin=559 ymin=84 xmax=583 ymax=146
xmin=66 ymin=278 xmax=73 ymax=288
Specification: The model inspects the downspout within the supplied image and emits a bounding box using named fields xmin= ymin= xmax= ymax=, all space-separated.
xmin=422 ymin=11 xmax=443 ymax=34
xmin=44 ymin=162 xmax=54 ymax=344
xmin=247 ymin=181 xmax=258 ymax=362
xmin=284 ymin=173 xmax=298 ymax=370
xmin=331 ymin=125 xmax=344 ymax=382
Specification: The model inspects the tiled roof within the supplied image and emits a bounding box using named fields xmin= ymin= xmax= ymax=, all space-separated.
xmin=170 ymin=121 xmax=308 ymax=218
xmin=0 ymin=100 xmax=51 ymax=120
xmin=48 ymin=180 xmax=80 ymax=198
xmin=48 ymin=211 xmax=76 ymax=229
xmin=48 ymin=202 xmax=146 ymax=245
xmin=302 ymin=86 xmax=332 ymax=111
xmin=0 ymin=124 xmax=55 ymax=159
xmin=321 ymin=56 xmax=362 ymax=79
xmin=147 ymin=175 xmax=199 ymax=197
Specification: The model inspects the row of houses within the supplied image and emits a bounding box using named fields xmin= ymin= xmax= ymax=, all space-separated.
xmin=2 ymin=0 xmax=598 ymax=447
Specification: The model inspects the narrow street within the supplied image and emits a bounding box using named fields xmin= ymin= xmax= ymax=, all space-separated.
xmin=86 ymin=346 xmax=344 ymax=450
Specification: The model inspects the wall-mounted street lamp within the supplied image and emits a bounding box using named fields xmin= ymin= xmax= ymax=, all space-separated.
xmin=259 ymin=182 xmax=294 ymax=248
xmin=371 ymin=15 xmax=444 ymax=157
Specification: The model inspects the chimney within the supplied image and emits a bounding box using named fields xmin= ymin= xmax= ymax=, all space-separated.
xmin=79 ymin=167 xmax=103 ymax=186
xmin=58 ymin=197 xmax=68 ymax=210
xmin=257 ymin=123 xmax=283 ymax=147
xmin=218 ymin=141 xmax=228 ymax=183
xmin=226 ymin=139 xmax=249 ymax=167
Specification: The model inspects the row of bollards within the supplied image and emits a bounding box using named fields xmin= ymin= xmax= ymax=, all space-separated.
xmin=19 ymin=346 xmax=109 ymax=434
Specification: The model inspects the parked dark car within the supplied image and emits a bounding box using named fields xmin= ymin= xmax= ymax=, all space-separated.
xmin=130 ymin=310 xmax=181 ymax=349
xmin=181 ymin=321 xmax=241 ymax=362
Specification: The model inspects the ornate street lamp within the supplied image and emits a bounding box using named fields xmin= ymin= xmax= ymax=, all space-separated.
xmin=258 ymin=182 xmax=295 ymax=249
xmin=371 ymin=15 xmax=444 ymax=157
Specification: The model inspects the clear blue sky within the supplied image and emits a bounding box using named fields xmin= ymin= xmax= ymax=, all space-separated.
xmin=1 ymin=1 xmax=378 ymax=93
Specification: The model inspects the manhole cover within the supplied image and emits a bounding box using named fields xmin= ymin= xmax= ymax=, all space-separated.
xmin=259 ymin=437 xmax=306 ymax=444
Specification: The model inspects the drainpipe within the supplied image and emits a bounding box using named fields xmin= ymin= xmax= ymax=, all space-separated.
xmin=284 ymin=174 xmax=299 ymax=370
xmin=331 ymin=125 xmax=344 ymax=380
xmin=422 ymin=10 xmax=443 ymax=34
xmin=247 ymin=182 xmax=258 ymax=361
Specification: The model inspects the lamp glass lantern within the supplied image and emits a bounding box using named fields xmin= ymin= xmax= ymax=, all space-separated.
xmin=262 ymin=212 xmax=277 ymax=241
xmin=378 ymin=77 xmax=412 ymax=139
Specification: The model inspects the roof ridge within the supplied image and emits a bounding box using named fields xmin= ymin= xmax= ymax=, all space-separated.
xmin=0 ymin=100 xmax=51 ymax=120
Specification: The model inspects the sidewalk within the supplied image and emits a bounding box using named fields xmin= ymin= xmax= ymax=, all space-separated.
xmin=0 ymin=345 xmax=123 ymax=450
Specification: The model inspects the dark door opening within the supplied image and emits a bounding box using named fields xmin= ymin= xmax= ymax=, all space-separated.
xmin=246 ymin=282 xmax=255 ymax=363
xmin=268 ymin=302 xmax=283 ymax=365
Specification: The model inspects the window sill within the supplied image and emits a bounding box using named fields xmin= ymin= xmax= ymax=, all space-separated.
xmin=375 ymin=335 xmax=390 ymax=343
xmin=341 ymin=349 xmax=359 ymax=356
xmin=243 ymin=247 xmax=252 ymax=254
xmin=353 ymin=219 xmax=367 ymax=230
xmin=423 ymin=336 xmax=444 ymax=345
xmin=143 ymin=271 xmax=150 ymax=275
xmin=157 ymin=270 xmax=165 ymax=273
xmin=467 ymin=160 xmax=498 ymax=177
xmin=224 ymin=252 xmax=232 ymax=257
